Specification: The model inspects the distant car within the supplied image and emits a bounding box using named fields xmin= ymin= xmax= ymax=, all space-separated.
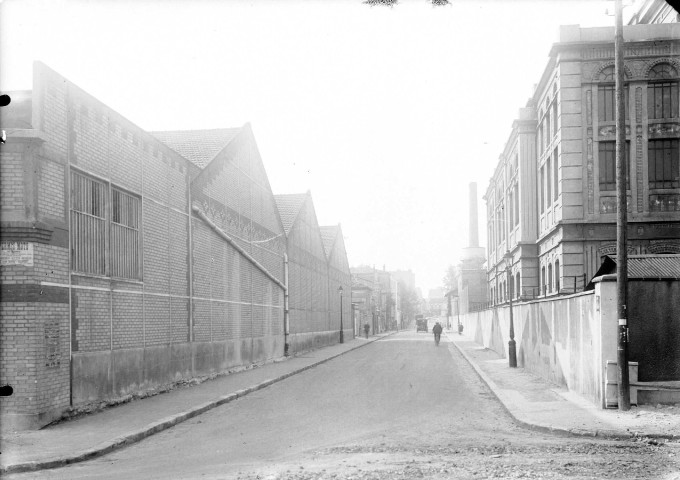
xmin=416 ymin=318 xmax=428 ymax=333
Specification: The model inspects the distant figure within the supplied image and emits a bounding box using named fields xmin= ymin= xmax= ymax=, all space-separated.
xmin=432 ymin=322 xmax=443 ymax=346
xmin=363 ymin=322 xmax=370 ymax=339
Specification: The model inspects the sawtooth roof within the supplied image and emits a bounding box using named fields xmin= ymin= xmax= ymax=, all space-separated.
xmin=274 ymin=193 xmax=308 ymax=235
xmin=151 ymin=127 xmax=242 ymax=168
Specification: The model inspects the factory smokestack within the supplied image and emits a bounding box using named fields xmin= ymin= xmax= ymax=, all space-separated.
xmin=468 ymin=182 xmax=479 ymax=248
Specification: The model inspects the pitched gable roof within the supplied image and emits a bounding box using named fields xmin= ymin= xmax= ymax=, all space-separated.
xmin=319 ymin=226 xmax=339 ymax=258
xmin=152 ymin=127 xmax=241 ymax=168
xmin=274 ymin=193 xmax=308 ymax=235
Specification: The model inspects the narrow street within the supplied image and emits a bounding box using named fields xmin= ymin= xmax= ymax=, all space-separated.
xmin=7 ymin=331 xmax=679 ymax=480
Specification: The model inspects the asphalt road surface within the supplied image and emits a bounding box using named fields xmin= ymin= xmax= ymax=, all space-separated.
xmin=8 ymin=331 xmax=680 ymax=479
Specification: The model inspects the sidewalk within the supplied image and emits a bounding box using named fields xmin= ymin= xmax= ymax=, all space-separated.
xmin=447 ymin=331 xmax=680 ymax=441
xmin=0 ymin=334 xmax=391 ymax=475
xmin=3 ymin=331 xmax=678 ymax=475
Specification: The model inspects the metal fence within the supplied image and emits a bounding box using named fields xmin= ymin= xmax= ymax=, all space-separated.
xmin=468 ymin=274 xmax=589 ymax=312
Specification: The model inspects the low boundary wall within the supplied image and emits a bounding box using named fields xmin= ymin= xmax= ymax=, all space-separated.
xmin=458 ymin=279 xmax=613 ymax=407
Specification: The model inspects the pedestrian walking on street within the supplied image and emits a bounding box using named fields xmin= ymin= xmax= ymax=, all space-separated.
xmin=363 ymin=322 xmax=370 ymax=339
xmin=432 ymin=322 xmax=443 ymax=346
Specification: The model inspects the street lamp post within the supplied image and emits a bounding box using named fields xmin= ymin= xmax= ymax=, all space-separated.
xmin=338 ymin=285 xmax=344 ymax=344
xmin=456 ymin=297 xmax=462 ymax=335
xmin=504 ymin=251 xmax=517 ymax=368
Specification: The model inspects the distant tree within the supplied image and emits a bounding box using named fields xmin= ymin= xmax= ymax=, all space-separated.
xmin=442 ymin=265 xmax=457 ymax=293
xmin=398 ymin=280 xmax=420 ymax=324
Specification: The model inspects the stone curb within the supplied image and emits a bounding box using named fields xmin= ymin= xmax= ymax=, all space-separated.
xmin=444 ymin=333 xmax=677 ymax=442
xmin=1 ymin=333 xmax=395 ymax=475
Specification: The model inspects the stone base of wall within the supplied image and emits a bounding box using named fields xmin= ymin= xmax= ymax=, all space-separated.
xmin=1 ymin=405 xmax=67 ymax=433
xmin=71 ymin=336 xmax=285 ymax=407
xmin=288 ymin=329 xmax=349 ymax=355
xmin=638 ymin=389 xmax=680 ymax=405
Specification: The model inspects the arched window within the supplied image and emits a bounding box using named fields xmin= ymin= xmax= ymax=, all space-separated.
xmin=648 ymin=63 xmax=679 ymax=119
xmin=555 ymin=261 xmax=560 ymax=293
xmin=541 ymin=266 xmax=546 ymax=295
xmin=548 ymin=264 xmax=553 ymax=293
xmin=515 ymin=272 xmax=520 ymax=299
xmin=649 ymin=63 xmax=678 ymax=79
xmin=598 ymin=65 xmax=629 ymax=122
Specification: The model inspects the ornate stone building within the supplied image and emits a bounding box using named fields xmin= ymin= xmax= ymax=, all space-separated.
xmin=486 ymin=21 xmax=680 ymax=302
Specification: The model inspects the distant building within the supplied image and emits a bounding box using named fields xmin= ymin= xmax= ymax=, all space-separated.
xmin=627 ymin=0 xmax=680 ymax=25
xmin=391 ymin=269 xmax=415 ymax=290
xmin=351 ymin=281 xmax=374 ymax=335
xmin=426 ymin=287 xmax=446 ymax=317
xmin=485 ymin=21 xmax=680 ymax=303
xmin=351 ymin=266 xmax=399 ymax=332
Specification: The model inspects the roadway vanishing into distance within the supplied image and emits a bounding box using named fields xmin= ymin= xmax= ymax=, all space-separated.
xmin=8 ymin=331 xmax=678 ymax=480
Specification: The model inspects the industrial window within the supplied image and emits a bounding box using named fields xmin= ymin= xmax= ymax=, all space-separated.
xmin=111 ymin=188 xmax=141 ymax=279
xmin=598 ymin=141 xmax=630 ymax=191
xmin=647 ymin=64 xmax=679 ymax=120
xmin=70 ymin=170 xmax=141 ymax=279
xmin=71 ymin=171 xmax=107 ymax=275
xmin=648 ymin=139 xmax=679 ymax=189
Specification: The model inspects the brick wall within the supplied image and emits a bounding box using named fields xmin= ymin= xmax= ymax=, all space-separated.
xmin=2 ymin=63 xmax=348 ymax=428
xmin=0 ymin=149 xmax=25 ymax=210
xmin=190 ymin=129 xmax=285 ymax=355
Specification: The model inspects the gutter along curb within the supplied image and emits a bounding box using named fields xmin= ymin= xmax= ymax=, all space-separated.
xmin=1 ymin=333 xmax=394 ymax=475
xmin=446 ymin=333 xmax=677 ymax=442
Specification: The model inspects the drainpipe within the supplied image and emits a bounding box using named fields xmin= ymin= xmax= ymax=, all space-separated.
xmin=284 ymin=253 xmax=290 ymax=356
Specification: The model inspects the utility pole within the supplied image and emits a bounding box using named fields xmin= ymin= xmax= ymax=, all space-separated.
xmin=615 ymin=0 xmax=630 ymax=411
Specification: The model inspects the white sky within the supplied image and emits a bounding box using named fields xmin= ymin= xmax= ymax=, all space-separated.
xmin=0 ymin=0 xmax=617 ymax=293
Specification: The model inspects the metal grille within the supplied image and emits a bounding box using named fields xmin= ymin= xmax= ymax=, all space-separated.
xmin=598 ymin=141 xmax=630 ymax=191
xmin=598 ymin=85 xmax=628 ymax=122
xmin=111 ymin=188 xmax=140 ymax=279
xmin=648 ymin=139 xmax=679 ymax=189
xmin=71 ymin=171 xmax=106 ymax=275
xmin=647 ymin=81 xmax=679 ymax=119
xmin=70 ymin=170 xmax=141 ymax=279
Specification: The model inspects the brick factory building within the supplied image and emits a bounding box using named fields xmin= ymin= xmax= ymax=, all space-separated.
xmin=0 ymin=62 xmax=351 ymax=431
xmin=275 ymin=193 xmax=352 ymax=352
